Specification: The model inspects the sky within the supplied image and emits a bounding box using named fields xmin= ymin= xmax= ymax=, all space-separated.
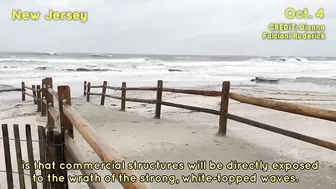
xmin=0 ymin=0 xmax=335 ymax=56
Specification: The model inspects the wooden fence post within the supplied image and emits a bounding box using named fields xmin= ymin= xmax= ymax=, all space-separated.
xmin=37 ymin=85 xmax=41 ymax=112
xmin=84 ymin=81 xmax=87 ymax=96
xmin=45 ymin=78 xmax=54 ymax=126
xmin=58 ymin=86 xmax=74 ymax=138
xmin=121 ymin=82 xmax=126 ymax=111
xmin=86 ymin=82 xmax=91 ymax=101
xmin=2 ymin=124 xmax=14 ymax=189
xmin=217 ymin=81 xmax=230 ymax=136
xmin=100 ymin=81 xmax=107 ymax=106
xmin=154 ymin=80 xmax=163 ymax=119
xmin=41 ymin=79 xmax=47 ymax=116
xmin=46 ymin=128 xmax=68 ymax=189
xmin=32 ymin=85 xmax=37 ymax=104
xmin=21 ymin=82 xmax=25 ymax=101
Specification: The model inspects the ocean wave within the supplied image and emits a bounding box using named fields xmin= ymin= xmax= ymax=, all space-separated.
xmin=0 ymin=57 xmax=149 ymax=64
xmin=248 ymin=57 xmax=309 ymax=62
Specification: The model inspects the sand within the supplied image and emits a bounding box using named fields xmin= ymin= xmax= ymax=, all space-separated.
xmin=0 ymin=84 xmax=335 ymax=189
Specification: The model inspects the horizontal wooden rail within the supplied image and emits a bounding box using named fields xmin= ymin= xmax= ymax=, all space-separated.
xmin=161 ymin=101 xmax=220 ymax=115
xmin=48 ymin=88 xmax=59 ymax=100
xmin=229 ymin=92 xmax=336 ymax=122
xmin=64 ymin=133 xmax=107 ymax=189
xmin=25 ymin=86 xmax=33 ymax=90
xmin=162 ymin=88 xmax=222 ymax=96
xmin=105 ymin=94 xmax=122 ymax=100
xmin=126 ymin=87 xmax=157 ymax=91
xmin=90 ymin=85 xmax=103 ymax=88
xmin=106 ymin=86 xmax=121 ymax=90
xmin=62 ymin=101 xmax=151 ymax=189
xmin=24 ymin=92 xmax=34 ymax=98
xmin=226 ymin=113 xmax=336 ymax=151
xmin=125 ymin=97 xmax=156 ymax=104
xmin=89 ymin=92 xmax=102 ymax=96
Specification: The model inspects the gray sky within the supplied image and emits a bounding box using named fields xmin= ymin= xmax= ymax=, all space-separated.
xmin=0 ymin=0 xmax=335 ymax=56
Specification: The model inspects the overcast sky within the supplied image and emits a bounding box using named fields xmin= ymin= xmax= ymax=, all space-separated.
xmin=0 ymin=0 xmax=335 ymax=56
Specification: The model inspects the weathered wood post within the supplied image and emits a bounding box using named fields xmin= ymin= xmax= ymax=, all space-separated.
xmin=37 ymin=85 xmax=41 ymax=112
xmin=58 ymin=86 xmax=74 ymax=138
xmin=45 ymin=77 xmax=55 ymax=126
xmin=100 ymin=81 xmax=107 ymax=106
xmin=217 ymin=81 xmax=230 ymax=136
xmin=154 ymin=80 xmax=163 ymax=119
xmin=41 ymin=79 xmax=47 ymax=116
xmin=121 ymin=82 xmax=126 ymax=111
xmin=21 ymin=82 xmax=25 ymax=101
xmin=58 ymin=85 xmax=74 ymax=163
xmin=86 ymin=82 xmax=91 ymax=101
xmin=2 ymin=124 xmax=14 ymax=189
xmin=84 ymin=81 xmax=87 ymax=96
xmin=46 ymin=128 xmax=68 ymax=189
xmin=32 ymin=85 xmax=37 ymax=104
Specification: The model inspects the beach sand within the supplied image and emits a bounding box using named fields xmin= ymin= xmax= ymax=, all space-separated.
xmin=0 ymin=84 xmax=335 ymax=188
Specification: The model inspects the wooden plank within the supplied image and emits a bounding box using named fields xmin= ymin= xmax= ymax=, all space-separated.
xmin=121 ymin=82 xmax=126 ymax=111
xmin=2 ymin=124 xmax=14 ymax=189
xmin=32 ymin=85 xmax=37 ymax=104
xmin=100 ymin=81 xmax=107 ymax=106
xmin=13 ymin=124 xmax=26 ymax=189
xmin=86 ymin=82 xmax=91 ymax=101
xmin=162 ymin=88 xmax=222 ymax=96
xmin=48 ymin=88 xmax=59 ymax=100
xmin=105 ymin=94 xmax=122 ymax=100
xmin=155 ymin=80 xmax=163 ymax=119
xmin=90 ymin=85 xmax=103 ymax=88
xmin=37 ymin=85 xmax=42 ymax=112
xmin=226 ymin=113 xmax=336 ymax=151
xmin=161 ymin=101 xmax=220 ymax=115
xmin=25 ymin=86 xmax=33 ymax=90
xmin=38 ymin=126 xmax=48 ymax=189
xmin=64 ymin=133 xmax=107 ymax=189
xmin=25 ymin=124 xmax=38 ymax=189
xmin=25 ymin=93 xmax=34 ymax=98
xmin=62 ymin=103 xmax=151 ymax=189
xmin=126 ymin=87 xmax=157 ymax=91
xmin=21 ymin=82 xmax=26 ymax=101
xmin=217 ymin=81 xmax=230 ymax=136
xmin=229 ymin=92 xmax=336 ymax=122
xmin=125 ymin=97 xmax=156 ymax=104
xmin=46 ymin=128 xmax=59 ymax=189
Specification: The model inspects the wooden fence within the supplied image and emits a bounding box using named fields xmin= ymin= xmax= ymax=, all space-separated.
xmin=84 ymin=80 xmax=336 ymax=151
xmin=1 ymin=124 xmax=67 ymax=189
xmin=20 ymin=78 xmax=150 ymax=189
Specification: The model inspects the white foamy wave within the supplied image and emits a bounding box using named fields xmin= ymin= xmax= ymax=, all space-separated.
xmin=0 ymin=57 xmax=149 ymax=64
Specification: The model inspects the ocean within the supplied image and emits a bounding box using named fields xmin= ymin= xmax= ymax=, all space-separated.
xmin=0 ymin=52 xmax=335 ymax=101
